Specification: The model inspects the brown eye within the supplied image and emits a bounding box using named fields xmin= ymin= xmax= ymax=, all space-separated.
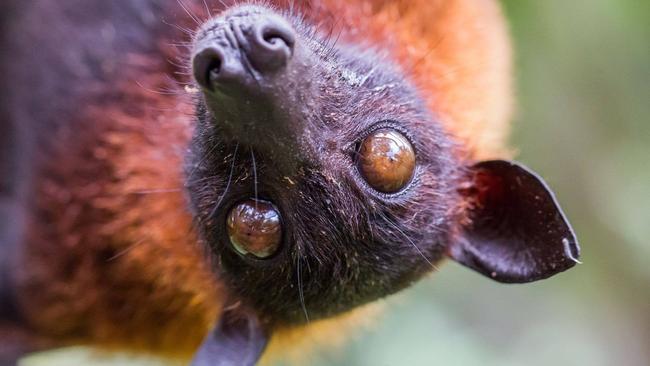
xmin=226 ymin=199 xmax=282 ymax=259
xmin=357 ymin=129 xmax=416 ymax=193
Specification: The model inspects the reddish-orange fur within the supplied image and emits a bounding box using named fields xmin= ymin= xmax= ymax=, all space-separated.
xmin=16 ymin=0 xmax=512 ymax=362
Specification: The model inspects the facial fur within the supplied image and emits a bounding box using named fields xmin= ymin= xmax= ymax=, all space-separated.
xmin=186 ymin=5 xmax=462 ymax=326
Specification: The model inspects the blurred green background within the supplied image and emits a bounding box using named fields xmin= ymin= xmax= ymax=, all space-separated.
xmin=19 ymin=0 xmax=649 ymax=365
xmin=304 ymin=0 xmax=650 ymax=365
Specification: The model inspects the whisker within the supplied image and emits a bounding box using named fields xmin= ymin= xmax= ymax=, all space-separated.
xmin=108 ymin=239 xmax=147 ymax=262
xmin=185 ymin=141 xmax=222 ymax=186
xmin=134 ymin=80 xmax=181 ymax=96
xmin=250 ymin=148 xmax=258 ymax=205
xmin=380 ymin=212 xmax=439 ymax=271
xmin=405 ymin=34 xmax=446 ymax=76
xmin=129 ymin=188 xmax=182 ymax=195
xmin=353 ymin=195 xmax=376 ymax=243
xmin=296 ymin=253 xmax=310 ymax=323
xmin=177 ymin=0 xmax=202 ymax=26
xmin=203 ymin=0 xmax=213 ymax=18
xmin=209 ymin=143 xmax=239 ymax=218
xmin=162 ymin=18 xmax=197 ymax=36
xmin=324 ymin=26 xmax=344 ymax=59
xmin=288 ymin=0 xmax=295 ymax=15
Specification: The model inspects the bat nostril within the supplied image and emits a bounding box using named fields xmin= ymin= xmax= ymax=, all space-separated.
xmin=260 ymin=23 xmax=294 ymax=49
xmin=192 ymin=46 xmax=224 ymax=91
xmin=191 ymin=13 xmax=296 ymax=92
xmin=247 ymin=15 xmax=295 ymax=72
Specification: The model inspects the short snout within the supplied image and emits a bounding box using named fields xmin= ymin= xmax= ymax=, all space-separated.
xmin=192 ymin=9 xmax=295 ymax=92
xmin=190 ymin=6 xmax=317 ymax=174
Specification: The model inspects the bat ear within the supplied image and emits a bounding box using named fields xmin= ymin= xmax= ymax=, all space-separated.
xmin=191 ymin=307 xmax=269 ymax=366
xmin=447 ymin=160 xmax=581 ymax=283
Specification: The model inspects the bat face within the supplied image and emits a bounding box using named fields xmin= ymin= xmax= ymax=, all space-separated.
xmin=185 ymin=4 xmax=580 ymax=364
xmin=187 ymin=4 xmax=459 ymax=326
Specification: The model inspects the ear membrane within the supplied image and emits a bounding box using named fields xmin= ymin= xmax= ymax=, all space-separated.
xmin=191 ymin=308 xmax=268 ymax=366
xmin=448 ymin=160 xmax=580 ymax=283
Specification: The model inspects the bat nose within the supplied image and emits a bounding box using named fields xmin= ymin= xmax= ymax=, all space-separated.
xmin=190 ymin=6 xmax=314 ymax=173
xmin=192 ymin=13 xmax=295 ymax=91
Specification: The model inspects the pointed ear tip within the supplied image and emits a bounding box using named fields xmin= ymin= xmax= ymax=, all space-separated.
xmin=562 ymin=235 xmax=582 ymax=263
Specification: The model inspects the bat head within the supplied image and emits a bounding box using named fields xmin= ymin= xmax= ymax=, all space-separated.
xmin=185 ymin=4 xmax=580 ymax=364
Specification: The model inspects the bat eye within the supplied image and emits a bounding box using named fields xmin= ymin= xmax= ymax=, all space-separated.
xmin=227 ymin=199 xmax=282 ymax=259
xmin=357 ymin=129 xmax=416 ymax=193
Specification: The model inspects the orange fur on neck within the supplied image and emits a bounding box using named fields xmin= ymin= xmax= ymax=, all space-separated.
xmin=19 ymin=66 xmax=220 ymax=357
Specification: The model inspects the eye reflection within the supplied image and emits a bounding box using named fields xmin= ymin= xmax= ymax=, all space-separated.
xmin=357 ymin=129 xmax=416 ymax=193
xmin=226 ymin=199 xmax=282 ymax=259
